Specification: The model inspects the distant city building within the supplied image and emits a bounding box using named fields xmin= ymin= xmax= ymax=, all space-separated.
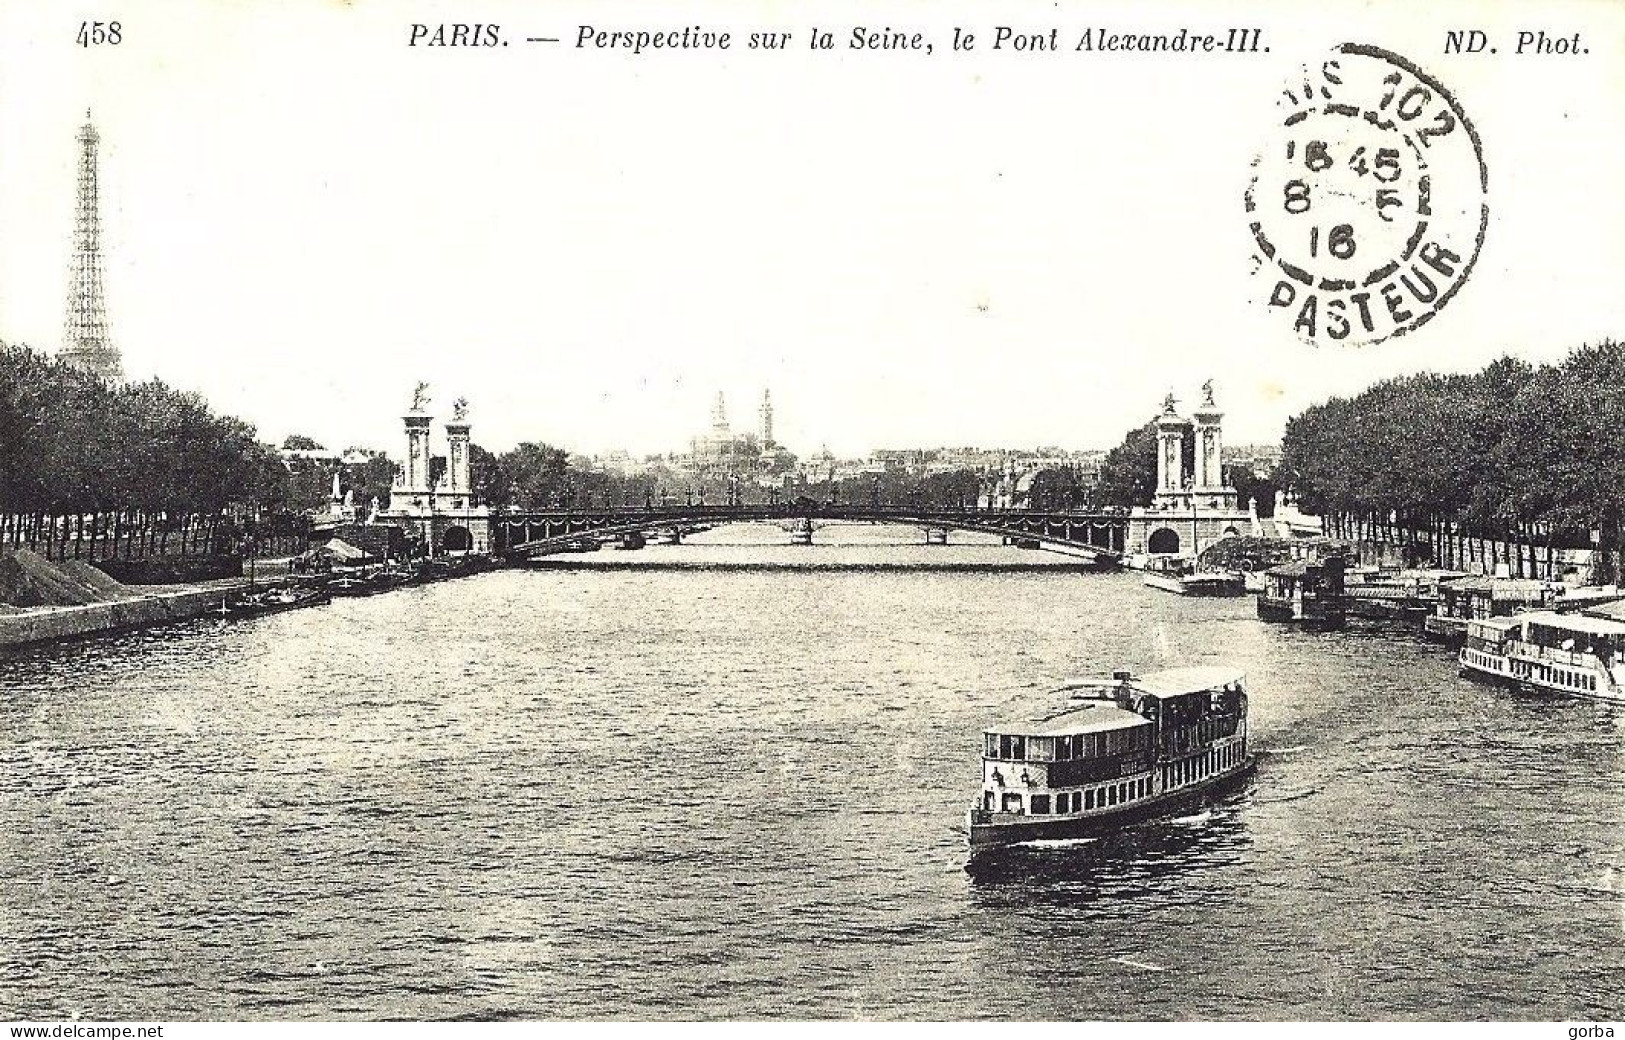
xmin=1226 ymin=443 xmax=1284 ymax=478
xmin=276 ymin=443 xmax=385 ymax=470
xmin=279 ymin=445 xmax=343 ymax=468
xmin=589 ymin=450 xmax=646 ymax=476
xmin=759 ymin=390 xmax=776 ymax=448
xmin=678 ymin=390 xmax=796 ymax=485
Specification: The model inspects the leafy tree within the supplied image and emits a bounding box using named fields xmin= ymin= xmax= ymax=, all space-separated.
xmin=1280 ymin=342 xmax=1625 ymax=578
xmin=1225 ymin=464 xmax=1277 ymax=517
xmin=346 ymin=454 xmax=398 ymax=513
xmin=468 ymin=443 xmax=508 ymax=510
xmin=1093 ymin=420 xmax=1195 ymax=508
xmin=0 ymin=342 xmax=304 ymax=560
xmin=498 ymin=442 xmax=571 ymax=508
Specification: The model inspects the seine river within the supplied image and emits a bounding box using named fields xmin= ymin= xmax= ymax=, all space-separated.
xmin=1 ymin=524 xmax=1622 ymax=1020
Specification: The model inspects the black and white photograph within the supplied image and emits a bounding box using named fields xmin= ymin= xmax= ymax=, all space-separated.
xmin=0 ymin=0 xmax=1622 ymax=1027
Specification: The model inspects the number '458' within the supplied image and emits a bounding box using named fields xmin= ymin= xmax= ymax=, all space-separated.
xmin=76 ymin=21 xmax=121 ymax=47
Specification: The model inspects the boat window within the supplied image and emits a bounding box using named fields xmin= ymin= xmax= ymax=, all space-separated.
xmin=1030 ymin=737 xmax=1056 ymax=762
xmin=1058 ymin=735 xmax=1073 ymax=760
xmin=983 ymin=791 xmax=995 ymax=810
xmin=985 ymin=734 xmax=998 ymax=758
xmin=999 ymin=735 xmax=1025 ymax=760
xmin=1001 ymin=792 xmax=1023 ymax=814
xmin=1030 ymin=794 xmax=1050 ymax=815
xmin=1085 ymin=789 xmax=1095 ymax=810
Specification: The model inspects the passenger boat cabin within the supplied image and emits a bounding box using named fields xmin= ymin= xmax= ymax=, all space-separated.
xmin=1257 ymin=556 xmax=1346 ymax=627
xmin=1462 ymin=610 xmax=1625 ymax=699
xmin=975 ymin=666 xmax=1249 ymax=822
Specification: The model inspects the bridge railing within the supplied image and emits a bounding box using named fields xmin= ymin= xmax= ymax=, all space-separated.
xmin=492 ymin=505 xmax=1130 ymax=556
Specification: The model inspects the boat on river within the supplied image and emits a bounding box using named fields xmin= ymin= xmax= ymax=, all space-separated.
xmin=966 ymin=666 xmax=1255 ymax=857
xmin=327 ymin=571 xmax=388 ymax=596
xmin=1459 ymin=610 xmax=1625 ymax=703
xmin=1257 ymin=557 xmax=1346 ymax=628
xmin=1424 ymin=577 xmax=1553 ymax=645
xmin=226 ymin=586 xmax=332 ymax=618
xmin=1142 ymin=557 xmax=1245 ymax=597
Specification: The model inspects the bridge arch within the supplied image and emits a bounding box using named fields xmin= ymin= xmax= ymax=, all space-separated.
xmin=441 ymin=525 xmax=473 ymax=552
xmin=1147 ymin=527 xmax=1181 ymax=554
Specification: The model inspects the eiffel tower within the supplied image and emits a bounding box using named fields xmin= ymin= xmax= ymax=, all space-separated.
xmin=60 ymin=110 xmax=122 ymax=383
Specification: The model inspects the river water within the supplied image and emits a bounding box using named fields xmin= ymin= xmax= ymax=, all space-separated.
xmin=1 ymin=524 xmax=1621 ymax=1020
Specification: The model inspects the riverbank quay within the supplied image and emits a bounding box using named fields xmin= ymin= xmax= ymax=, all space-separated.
xmin=0 ymin=551 xmax=507 ymax=651
xmin=0 ymin=574 xmax=293 ymax=651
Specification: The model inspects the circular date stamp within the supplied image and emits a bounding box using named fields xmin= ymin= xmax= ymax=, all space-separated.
xmin=1246 ymin=43 xmax=1489 ymax=346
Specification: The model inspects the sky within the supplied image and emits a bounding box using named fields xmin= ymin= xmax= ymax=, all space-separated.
xmin=1 ymin=0 xmax=1622 ymax=459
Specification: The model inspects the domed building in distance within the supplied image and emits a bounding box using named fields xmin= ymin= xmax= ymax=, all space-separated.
xmin=683 ymin=390 xmax=797 ymax=485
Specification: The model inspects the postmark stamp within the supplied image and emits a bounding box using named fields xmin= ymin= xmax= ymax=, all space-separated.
xmin=1246 ymin=43 xmax=1489 ymax=346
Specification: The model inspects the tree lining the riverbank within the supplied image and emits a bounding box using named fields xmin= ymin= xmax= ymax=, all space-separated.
xmin=0 ymin=342 xmax=291 ymax=560
xmin=1279 ymin=342 xmax=1625 ymax=580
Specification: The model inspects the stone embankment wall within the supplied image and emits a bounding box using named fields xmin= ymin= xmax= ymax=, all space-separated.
xmin=0 ymin=585 xmax=236 ymax=649
xmin=0 ymin=547 xmax=253 ymax=650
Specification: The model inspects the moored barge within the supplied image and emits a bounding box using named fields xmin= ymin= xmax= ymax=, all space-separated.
xmin=1256 ymin=557 xmax=1346 ymax=629
xmin=1424 ymin=577 xmax=1553 ymax=645
xmin=1142 ymin=558 xmax=1245 ymax=597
